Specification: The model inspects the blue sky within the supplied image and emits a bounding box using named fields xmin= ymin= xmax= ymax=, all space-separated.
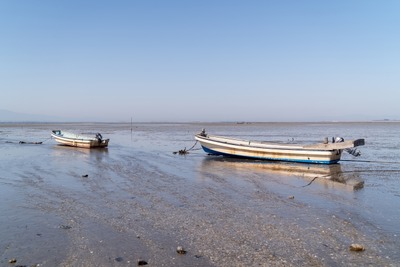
xmin=1 ymin=1 xmax=399 ymax=122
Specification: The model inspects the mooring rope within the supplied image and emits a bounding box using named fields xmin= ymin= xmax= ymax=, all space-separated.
xmin=173 ymin=140 xmax=200 ymax=155
xmin=301 ymin=169 xmax=400 ymax=187
xmin=2 ymin=136 xmax=52 ymax=145
xmin=341 ymin=159 xmax=400 ymax=164
xmin=301 ymin=175 xmax=327 ymax=187
xmin=39 ymin=137 xmax=53 ymax=143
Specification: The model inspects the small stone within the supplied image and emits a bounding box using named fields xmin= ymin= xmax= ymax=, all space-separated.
xmin=115 ymin=257 xmax=123 ymax=262
xmin=176 ymin=246 xmax=187 ymax=254
xmin=288 ymin=195 xmax=295 ymax=199
xmin=349 ymin=243 xmax=365 ymax=252
xmin=137 ymin=259 xmax=148 ymax=265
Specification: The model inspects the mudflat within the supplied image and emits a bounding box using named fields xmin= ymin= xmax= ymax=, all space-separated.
xmin=1 ymin=122 xmax=399 ymax=266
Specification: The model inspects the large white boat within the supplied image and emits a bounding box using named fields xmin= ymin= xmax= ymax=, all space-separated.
xmin=195 ymin=129 xmax=364 ymax=164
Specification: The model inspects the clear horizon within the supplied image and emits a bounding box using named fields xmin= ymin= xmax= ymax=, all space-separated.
xmin=1 ymin=1 xmax=399 ymax=122
xmin=0 ymin=109 xmax=398 ymax=124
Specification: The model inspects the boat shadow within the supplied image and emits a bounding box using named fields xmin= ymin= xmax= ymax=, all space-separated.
xmin=199 ymin=156 xmax=364 ymax=191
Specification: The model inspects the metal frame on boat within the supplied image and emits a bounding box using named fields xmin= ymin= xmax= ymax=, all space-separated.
xmin=51 ymin=130 xmax=109 ymax=148
xmin=195 ymin=129 xmax=364 ymax=164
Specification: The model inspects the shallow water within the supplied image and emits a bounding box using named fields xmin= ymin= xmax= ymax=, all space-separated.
xmin=0 ymin=122 xmax=399 ymax=266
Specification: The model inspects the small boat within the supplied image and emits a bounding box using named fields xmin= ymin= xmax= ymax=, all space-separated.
xmin=195 ymin=129 xmax=364 ymax=164
xmin=51 ymin=130 xmax=109 ymax=148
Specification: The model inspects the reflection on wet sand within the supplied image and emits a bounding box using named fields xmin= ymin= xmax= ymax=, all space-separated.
xmin=50 ymin=145 xmax=110 ymax=170
xmin=199 ymin=156 xmax=364 ymax=190
xmin=52 ymin=144 xmax=109 ymax=156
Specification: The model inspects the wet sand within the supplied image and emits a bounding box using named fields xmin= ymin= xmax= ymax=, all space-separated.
xmin=1 ymin=122 xmax=399 ymax=266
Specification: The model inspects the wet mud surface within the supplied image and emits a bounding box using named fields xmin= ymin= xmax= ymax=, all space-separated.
xmin=1 ymin=122 xmax=399 ymax=266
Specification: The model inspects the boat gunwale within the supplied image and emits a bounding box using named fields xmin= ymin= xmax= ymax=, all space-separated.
xmin=51 ymin=134 xmax=94 ymax=143
xmin=195 ymin=134 xmax=338 ymax=154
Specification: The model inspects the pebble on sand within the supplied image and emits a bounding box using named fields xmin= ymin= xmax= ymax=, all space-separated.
xmin=349 ymin=243 xmax=365 ymax=252
xmin=137 ymin=259 xmax=148 ymax=265
xmin=176 ymin=246 xmax=187 ymax=254
xmin=115 ymin=257 xmax=123 ymax=262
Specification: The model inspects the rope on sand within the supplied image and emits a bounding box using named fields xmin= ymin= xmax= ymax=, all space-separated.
xmin=19 ymin=141 xmax=43 ymax=144
xmin=301 ymin=169 xmax=400 ymax=187
xmin=341 ymin=159 xmax=400 ymax=164
xmin=301 ymin=174 xmax=331 ymax=187
xmin=3 ymin=137 xmax=52 ymax=145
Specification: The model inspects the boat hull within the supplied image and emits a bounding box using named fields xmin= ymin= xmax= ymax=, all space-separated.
xmin=195 ymin=134 xmax=342 ymax=164
xmin=51 ymin=130 xmax=109 ymax=148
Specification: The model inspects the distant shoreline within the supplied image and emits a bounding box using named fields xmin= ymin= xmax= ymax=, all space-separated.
xmin=1 ymin=120 xmax=400 ymax=125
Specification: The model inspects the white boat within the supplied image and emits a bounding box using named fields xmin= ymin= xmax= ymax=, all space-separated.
xmin=51 ymin=130 xmax=109 ymax=148
xmin=195 ymin=129 xmax=364 ymax=164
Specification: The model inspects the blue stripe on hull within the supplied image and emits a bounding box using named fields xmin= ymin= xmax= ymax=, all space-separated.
xmin=201 ymin=146 xmax=338 ymax=165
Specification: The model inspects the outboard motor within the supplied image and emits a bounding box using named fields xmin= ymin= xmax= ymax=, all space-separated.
xmin=199 ymin=129 xmax=207 ymax=137
xmin=334 ymin=137 xmax=344 ymax=143
xmin=334 ymin=136 xmax=361 ymax=157
xmin=96 ymin=133 xmax=103 ymax=142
